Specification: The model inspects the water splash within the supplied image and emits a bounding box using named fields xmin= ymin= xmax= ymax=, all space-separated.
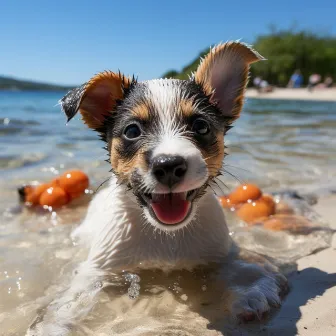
xmin=123 ymin=273 xmax=141 ymax=300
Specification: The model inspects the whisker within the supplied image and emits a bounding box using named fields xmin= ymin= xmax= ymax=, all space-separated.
xmin=210 ymin=177 xmax=231 ymax=195
xmin=223 ymin=164 xmax=252 ymax=174
xmin=222 ymin=169 xmax=245 ymax=184
xmin=94 ymin=176 xmax=112 ymax=194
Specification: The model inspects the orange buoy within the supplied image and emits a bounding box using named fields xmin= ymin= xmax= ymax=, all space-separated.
xmin=219 ymin=184 xmax=262 ymax=208
xmin=51 ymin=178 xmax=60 ymax=187
xmin=39 ymin=186 xmax=70 ymax=208
xmin=228 ymin=184 xmax=262 ymax=205
xmin=24 ymin=183 xmax=52 ymax=205
xmin=236 ymin=195 xmax=276 ymax=224
xmin=58 ymin=170 xmax=89 ymax=199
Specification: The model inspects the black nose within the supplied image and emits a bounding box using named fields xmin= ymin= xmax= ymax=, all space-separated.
xmin=152 ymin=155 xmax=187 ymax=187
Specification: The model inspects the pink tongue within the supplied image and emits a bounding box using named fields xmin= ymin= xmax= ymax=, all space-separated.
xmin=151 ymin=193 xmax=191 ymax=225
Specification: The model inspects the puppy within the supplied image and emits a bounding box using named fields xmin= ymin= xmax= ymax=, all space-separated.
xmin=28 ymin=41 xmax=288 ymax=335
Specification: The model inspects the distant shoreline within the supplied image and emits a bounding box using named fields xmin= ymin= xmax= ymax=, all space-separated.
xmin=246 ymin=88 xmax=336 ymax=102
xmin=1 ymin=85 xmax=335 ymax=102
xmin=0 ymin=88 xmax=71 ymax=92
xmin=0 ymin=75 xmax=74 ymax=91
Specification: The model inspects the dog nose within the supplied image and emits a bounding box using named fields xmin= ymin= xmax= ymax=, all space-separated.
xmin=152 ymin=155 xmax=187 ymax=187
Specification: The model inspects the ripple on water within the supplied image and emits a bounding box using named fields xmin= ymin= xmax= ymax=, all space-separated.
xmin=0 ymin=117 xmax=41 ymax=126
xmin=0 ymin=153 xmax=48 ymax=169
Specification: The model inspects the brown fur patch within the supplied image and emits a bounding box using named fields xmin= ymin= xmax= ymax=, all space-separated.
xmin=200 ymin=132 xmax=225 ymax=178
xmin=179 ymin=99 xmax=195 ymax=118
xmin=79 ymin=71 xmax=131 ymax=129
xmin=131 ymin=102 xmax=151 ymax=120
xmin=110 ymin=138 xmax=148 ymax=180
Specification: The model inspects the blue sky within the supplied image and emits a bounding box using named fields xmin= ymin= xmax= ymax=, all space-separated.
xmin=1 ymin=0 xmax=335 ymax=85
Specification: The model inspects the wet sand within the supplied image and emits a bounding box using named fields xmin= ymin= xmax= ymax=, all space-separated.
xmin=259 ymin=195 xmax=336 ymax=336
xmin=246 ymin=88 xmax=336 ymax=102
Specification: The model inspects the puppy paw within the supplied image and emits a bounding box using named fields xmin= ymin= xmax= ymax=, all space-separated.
xmin=230 ymin=270 xmax=288 ymax=322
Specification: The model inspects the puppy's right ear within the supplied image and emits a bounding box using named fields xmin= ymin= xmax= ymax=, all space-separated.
xmin=60 ymin=71 xmax=132 ymax=129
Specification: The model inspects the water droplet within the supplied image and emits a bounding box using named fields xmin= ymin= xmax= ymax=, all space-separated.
xmin=124 ymin=273 xmax=141 ymax=299
xmin=128 ymin=286 xmax=139 ymax=300
xmin=180 ymin=294 xmax=188 ymax=301
xmin=93 ymin=281 xmax=103 ymax=289
xmin=124 ymin=273 xmax=140 ymax=283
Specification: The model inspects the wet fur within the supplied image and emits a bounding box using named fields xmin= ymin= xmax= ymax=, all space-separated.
xmin=27 ymin=41 xmax=287 ymax=335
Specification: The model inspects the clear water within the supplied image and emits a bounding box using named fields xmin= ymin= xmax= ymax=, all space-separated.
xmin=0 ymin=91 xmax=335 ymax=335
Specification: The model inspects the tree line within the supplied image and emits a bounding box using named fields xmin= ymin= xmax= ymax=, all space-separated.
xmin=162 ymin=28 xmax=336 ymax=87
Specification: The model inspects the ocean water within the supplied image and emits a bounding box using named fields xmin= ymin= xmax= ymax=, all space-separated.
xmin=1 ymin=91 xmax=335 ymax=197
xmin=0 ymin=91 xmax=336 ymax=335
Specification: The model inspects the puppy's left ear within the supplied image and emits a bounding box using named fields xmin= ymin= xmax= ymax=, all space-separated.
xmin=60 ymin=71 xmax=132 ymax=129
xmin=194 ymin=41 xmax=264 ymax=122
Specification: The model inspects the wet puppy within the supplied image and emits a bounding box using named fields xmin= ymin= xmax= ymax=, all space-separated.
xmin=28 ymin=41 xmax=288 ymax=335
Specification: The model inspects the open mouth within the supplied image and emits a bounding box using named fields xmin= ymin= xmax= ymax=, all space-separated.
xmin=140 ymin=189 xmax=198 ymax=225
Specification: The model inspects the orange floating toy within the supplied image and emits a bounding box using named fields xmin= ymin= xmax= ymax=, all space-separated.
xmin=39 ymin=186 xmax=70 ymax=208
xmin=20 ymin=183 xmax=52 ymax=205
xmin=18 ymin=169 xmax=90 ymax=209
xmin=218 ymin=184 xmax=262 ymax=208
xmin=236 ymin=195 xmax=276 ymax=224
xmin=58 ymin=170 xmax=89 ymax=199
xmin=218 ymin=184 xmax=277 ymax=224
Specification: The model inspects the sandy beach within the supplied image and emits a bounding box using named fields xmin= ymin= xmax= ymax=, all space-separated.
xmin=246 ymin=88 xmax=336 ymax=102
xmin=260 ymin=195 xmax=336 ymax=336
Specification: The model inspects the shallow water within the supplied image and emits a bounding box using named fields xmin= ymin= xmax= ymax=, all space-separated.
xmin=0 ymin=91 xmax=336 ymax=335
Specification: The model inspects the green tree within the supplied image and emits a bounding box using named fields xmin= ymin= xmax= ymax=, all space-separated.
xmin=251 ymin=28 xmax=336 ymax=86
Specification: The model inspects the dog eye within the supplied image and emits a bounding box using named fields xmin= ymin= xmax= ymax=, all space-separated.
xmin=124 ymin=124 xmax=141 ymax=140
xmin=192 ymin=119 xmax=210 ymax=135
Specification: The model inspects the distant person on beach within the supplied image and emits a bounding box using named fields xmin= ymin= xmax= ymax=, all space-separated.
xmin=287 ymin=70 xmax=303 ymax=88
xmin=253 ymin=76 xmax=262 ymax=92
xmin=307 ymin=73 xmax=321 ymax=91
xmin=316 ymin=75 xmax=334 ymax=89
xmin=253 ymin=76 xmax=273 ymax=93
xmin=324 ymin=75 xmax=333 ymax=88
